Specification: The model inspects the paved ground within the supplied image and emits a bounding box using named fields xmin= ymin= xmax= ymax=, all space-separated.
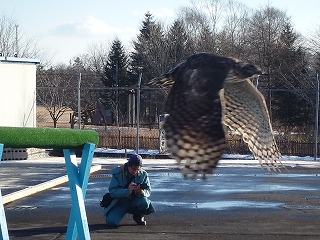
xmin=1 ymin=157 xmax=320 ymax=239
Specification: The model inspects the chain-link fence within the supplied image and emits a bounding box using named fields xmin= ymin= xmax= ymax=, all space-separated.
xmin=36 ymin=84 xmax=166 ymax=150
xmin=36 ymin=81 xmax=320 ymax=157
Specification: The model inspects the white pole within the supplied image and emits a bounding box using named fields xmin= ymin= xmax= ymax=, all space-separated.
xmin=136 ymin=72 xmax=142 ymax=154
xmin=77 ymin=73 xmax=81 ymax=129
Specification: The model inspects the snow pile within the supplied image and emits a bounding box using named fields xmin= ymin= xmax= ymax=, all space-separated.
xmin=95 ymin=148 xmax=320 ymax=161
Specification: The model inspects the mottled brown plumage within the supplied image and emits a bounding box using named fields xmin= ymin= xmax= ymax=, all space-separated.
xmin=148 ymin=53 xmax=281 ymax=178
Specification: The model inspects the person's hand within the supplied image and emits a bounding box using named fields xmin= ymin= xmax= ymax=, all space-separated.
xmin=134 ymin=185 xmax=143 ymax=195
xmin=128 ymin=182 xmax=137 ymax=193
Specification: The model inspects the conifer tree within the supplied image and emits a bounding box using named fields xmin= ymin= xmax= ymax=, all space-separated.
xmin=130 ymin=12 xmax=169 ymax=82
xmin=130 ymin=12 xmax=169 ymax=126
xmin=101 ymin=38 xmax=130 ymax=125
xmin=166 ymin=20 xmax=194 ymax=67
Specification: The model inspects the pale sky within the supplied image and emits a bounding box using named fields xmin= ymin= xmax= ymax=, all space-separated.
xmin=1 ymin=0 xmax=320 ymax=65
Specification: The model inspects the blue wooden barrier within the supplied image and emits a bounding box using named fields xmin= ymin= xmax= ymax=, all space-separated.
xmin=64 ymin=143 xmax=95 ymax=240
xmin=0 ymin=143 xmax=9 ymax=240
xmin=0 ymin=127 xmax=98 ymax=240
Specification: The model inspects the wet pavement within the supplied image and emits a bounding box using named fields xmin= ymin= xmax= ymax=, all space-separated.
xmin=1 ymin=157 xmax=320 ymax=239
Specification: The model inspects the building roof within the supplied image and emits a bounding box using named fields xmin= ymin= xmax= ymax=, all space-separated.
xmin=0 ymin=56 xmax=40 ymax=64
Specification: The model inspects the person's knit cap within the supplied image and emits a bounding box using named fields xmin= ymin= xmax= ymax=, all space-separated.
xmin=128 ymin=154 xmax=143 ymax=166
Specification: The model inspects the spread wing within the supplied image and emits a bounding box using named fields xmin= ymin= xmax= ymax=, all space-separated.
xmin=163 ymin=64 xmax=229 ymax=178
xmin=222 ymin=80 xmax=282 ymax=171
xmin=148 ymin=53 xmax=281 ymax=177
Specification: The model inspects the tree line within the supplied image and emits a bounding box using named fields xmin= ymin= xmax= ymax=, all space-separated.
xmin=2 ymin=0 xmax=320 ymax=128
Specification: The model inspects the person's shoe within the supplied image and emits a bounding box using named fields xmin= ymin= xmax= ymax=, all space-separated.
xmin=133 ymin=214 xmax=147 ymax=225
xmin=106 ymin=221 xmax=119 ymax=228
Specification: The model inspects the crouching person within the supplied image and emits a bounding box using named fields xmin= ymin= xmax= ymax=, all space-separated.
xmin=103 ymin=154 xmax=155 ymax=227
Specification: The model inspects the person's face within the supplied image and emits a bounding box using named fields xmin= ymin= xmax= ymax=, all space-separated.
xmin=128 ymin=165 xmax=141 ymax=175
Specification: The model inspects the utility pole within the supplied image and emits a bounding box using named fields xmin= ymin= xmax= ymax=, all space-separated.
xmin=15 ymin=24 xmax=19 ymax=57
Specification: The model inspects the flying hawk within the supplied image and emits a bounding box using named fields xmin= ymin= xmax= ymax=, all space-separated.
xmin=148 ymin=53 xmax=281 ymax=178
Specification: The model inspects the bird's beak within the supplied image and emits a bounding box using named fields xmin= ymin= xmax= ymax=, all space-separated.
xmin=260 ymin=72 xmax=269 ymax=77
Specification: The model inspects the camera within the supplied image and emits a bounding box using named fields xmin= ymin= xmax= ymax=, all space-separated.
xmin=138 ymin=183 xmax=148 ymax=190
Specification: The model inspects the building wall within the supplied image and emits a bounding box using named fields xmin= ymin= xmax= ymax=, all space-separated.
xmin=0 ymin=57 xmax=39 ymax=127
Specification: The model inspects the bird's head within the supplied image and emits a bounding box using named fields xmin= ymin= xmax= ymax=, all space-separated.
xmin=235 ymin=61 xmax=262 ymax=79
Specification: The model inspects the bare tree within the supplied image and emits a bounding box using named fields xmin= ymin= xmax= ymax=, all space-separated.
xmin=217 ymin=0 xmax=250 ymax=59
xmin=80 ymin=42 xmax=110 ymax=78
xmin=179 ymin=0 xmax=224 ymax=36
xmin=306 ymin=25 xmax=320 ymax=74
xmin=37 ymin=65 xmax=76 ymax=128
xmin=0 ymin=14 xmax=45 ymax=59
xmin=307 ymin=24 xmax=320 ymax=53
xmin=246 ymin=6 xmax=290 ymax=69
xmin=0 ymin=14 xmax=17 ymax=56
xmin=177 ymin=2 xmax=218 ymax=53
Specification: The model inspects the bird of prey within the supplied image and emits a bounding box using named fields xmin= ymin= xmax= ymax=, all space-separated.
xmin=148 ymin=53 xmax=281 ymax=178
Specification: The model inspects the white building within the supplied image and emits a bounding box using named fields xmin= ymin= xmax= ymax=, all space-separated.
xmin=0 ymin=57 xmax=40 ymax=127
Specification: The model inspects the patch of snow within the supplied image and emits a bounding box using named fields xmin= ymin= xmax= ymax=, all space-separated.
xmin=95 ymin=148 xmax=320 ymax=161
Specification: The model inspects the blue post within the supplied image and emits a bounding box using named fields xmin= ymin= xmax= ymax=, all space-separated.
xmin=63 ymin=143 xmax=95 ymax=240
xmin=0 ymin=144 xmax=10 ymax=240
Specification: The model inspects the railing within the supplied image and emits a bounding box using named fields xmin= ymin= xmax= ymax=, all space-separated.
xmin=96 ymin=130 xmax=319 ymax=157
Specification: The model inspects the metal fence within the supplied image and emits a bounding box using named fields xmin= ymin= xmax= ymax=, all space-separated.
xmin=36 ymin=83 xmax=320 ymax=157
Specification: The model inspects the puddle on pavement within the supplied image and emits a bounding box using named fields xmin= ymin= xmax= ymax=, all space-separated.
xmin=283 ymin=204 xmax=320 ymax=210
xmin=154 ymin=200 xmax=283 ymax=210
xmin=90 ymin=173 xmax=111 ymax=178
xmin=195 ymin=200 xmax=283 ymax=210
xmin=6 ymin=205 xmax=38 ymax=211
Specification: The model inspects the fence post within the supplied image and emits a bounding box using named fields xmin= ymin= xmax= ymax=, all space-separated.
xmin=136 ymin=72 xmax=142 ymax=154
xmin=77 ymin=72 xmax=82 ymax=129
xmin=314 ymin=73 xmax=319 ymax=161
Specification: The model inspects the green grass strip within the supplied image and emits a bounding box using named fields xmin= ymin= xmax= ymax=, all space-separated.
xmin=0 ymin=127 xmax=99 ymax=149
